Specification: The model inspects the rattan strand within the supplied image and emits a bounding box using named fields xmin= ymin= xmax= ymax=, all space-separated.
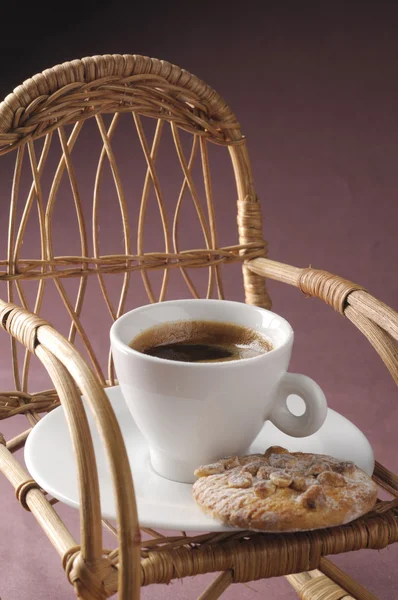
xmin=287 ymin=570 xmax=358 ymax=600
xmin=316 ymin=558 xmax=377 ymax=600
xmin=6 ymin=428 xmax=32 ymax=452
xmin=298 ymin=268 xmax=365 ymax=314
xmin=0 ymin=390 xmax=59 ymax=419
xmin=64 ymin=549 xmax=116 ymax=600
xmin=237 ymin=198 xmax=272 ymax=308
xmin=0 ymin=303 xmax=48 ymax=353
xmin=0 ymin=55 xmax=241 ymax=154
xmin=247 ymin=257 xmax=398 ymax=383
xmin=15 ymin=478 xmax=40 ymax=510
xmin=374 ymin=461 xmax=398 ymax=496
xmin=106 ymin=510 xmax=397 ymax=588
xmin=197 ymin=571 xmax=233 ymax=599
xmin=296 ymin=576 xmax=353 ymax=600
xmin=345 ymin=305 xmax=398 ymax=385
xmin=0 ymin=243 xmax=267 ymax=282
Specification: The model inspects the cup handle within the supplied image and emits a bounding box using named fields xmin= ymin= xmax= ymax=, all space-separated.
xmin=269 ymin=373 xmax=328 ymax=437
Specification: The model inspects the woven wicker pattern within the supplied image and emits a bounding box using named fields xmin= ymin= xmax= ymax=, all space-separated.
xmin=0 ymin=390 xmax=59 ymax=417
xmin=0 ymin=55 xmax=397 ymax=600
xmin=0 ymin=55 xmax=242 ymax=154
xmin=0 ymin=243 xmax=266 ymax=282
xmin=0 ymin=56 xmax=270 ymax=391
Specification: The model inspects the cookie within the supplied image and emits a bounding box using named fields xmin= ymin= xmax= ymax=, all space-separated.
xmin=192 ymin=446 xmax=377 ymax=532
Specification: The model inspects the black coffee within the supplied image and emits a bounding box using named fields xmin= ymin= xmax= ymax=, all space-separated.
xmin=130 ymin=320 xmax=272 ymax=363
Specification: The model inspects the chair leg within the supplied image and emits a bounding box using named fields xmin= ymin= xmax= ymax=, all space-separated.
xmin=195 ymin=557 xmax=379 ymax=600
xmin=197 ymin=571 xmax=233 ymax=599
xmin=317 ymin=558 xmax=379 ymax=600
xmin=286 ymin=558 xmax=379 ymax=600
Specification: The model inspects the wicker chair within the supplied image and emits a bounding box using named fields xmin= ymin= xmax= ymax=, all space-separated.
xmin=0 ymin=54 xmax=397 ymax=600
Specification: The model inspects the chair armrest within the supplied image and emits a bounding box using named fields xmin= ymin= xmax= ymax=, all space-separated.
xmin=247 ymin=258 xmax=398 ymax=384
xmin=0 ymin=299 xmax=140 ymax=599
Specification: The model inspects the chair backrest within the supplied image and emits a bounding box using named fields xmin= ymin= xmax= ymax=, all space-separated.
xmin=0 ymin=54 xmax=270 ymax=392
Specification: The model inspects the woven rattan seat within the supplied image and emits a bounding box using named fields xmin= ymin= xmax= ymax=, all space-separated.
xmin=0 ymin=54 xmax=397 ymax=600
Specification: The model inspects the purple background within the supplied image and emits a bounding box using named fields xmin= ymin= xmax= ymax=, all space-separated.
xmin=0 ymin=3 xmax=397 ymax=599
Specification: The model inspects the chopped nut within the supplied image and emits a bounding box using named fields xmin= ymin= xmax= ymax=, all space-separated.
xmin=264 ymin=446 xmax=290 ymax=460
xmin=194 ymin=462 xmax=225 ymax=477
xmin=269 ymin=454 xmax=297 ymax=469
xmin=293 ymin=452 xmax=314 ymax=465
xmin=241 ymin=461 xmax=264 ymax=476
xmin=270 ymin=470 xmax=293 ymax=487
xmin=333 ymin=461 xmax=355 ymax=475
xmin=290 ymin=476 xmax=307 ymax=492
xmin=221 ymin=456 xmax=241 ymax=470
xmin=239 ymin=453 xmax=264 ymax=465
xmin=318 ymin=471 xmax=346 ymax=487
xmin=342 ymin=461 xmax=355 ymax=475
xmin=257 ymin=466 xmax=273 ymax=480
xmin=228 ymin=473 xmax=253 ymax=488
xmin=253 ymin=480 xmax=277 ymax=498
xmin=298 ymin=485 xmax=326 ymax=509
xmin=306 ymin=462 xmax=331 ymax=477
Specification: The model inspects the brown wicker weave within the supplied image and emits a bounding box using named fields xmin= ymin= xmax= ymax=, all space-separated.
xmin=0 ymin=54 xmax=397 ymax=600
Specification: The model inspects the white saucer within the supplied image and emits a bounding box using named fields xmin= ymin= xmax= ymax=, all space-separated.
xmin=25 ymin=386 xmax=374 ymax=532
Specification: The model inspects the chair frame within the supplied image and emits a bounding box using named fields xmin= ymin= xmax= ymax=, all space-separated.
xmin=0 ymin=54 xmax=397 ymax=600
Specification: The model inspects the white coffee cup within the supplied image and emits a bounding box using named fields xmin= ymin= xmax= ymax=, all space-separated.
xmin=110 ymin=299 xmax=327 ymax=483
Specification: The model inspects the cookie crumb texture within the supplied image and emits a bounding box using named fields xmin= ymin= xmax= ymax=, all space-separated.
xmin=192 ymin=446 xmax=377 ymax=532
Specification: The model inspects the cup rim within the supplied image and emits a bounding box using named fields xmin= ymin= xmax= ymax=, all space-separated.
xmin=110 ymin=299 xmax=293 ymax=368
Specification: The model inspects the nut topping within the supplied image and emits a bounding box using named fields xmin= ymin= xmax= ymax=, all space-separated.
xmin=298 ymin=484 xmax=326 ymax=509
xmin=306 ymin=462 xmax=331 ymax=477
xmin=318 ymin=471 xmax=346 ymax=487
xmin=228 ymin=473 xmax=253 ymax=488
xmin=270 ymin=470 xmax=293 ymax=487
xmin=194 ymin=462 xmax=225 ymax=477
xmin=253 ymin=481 xmax=277 ymax=498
